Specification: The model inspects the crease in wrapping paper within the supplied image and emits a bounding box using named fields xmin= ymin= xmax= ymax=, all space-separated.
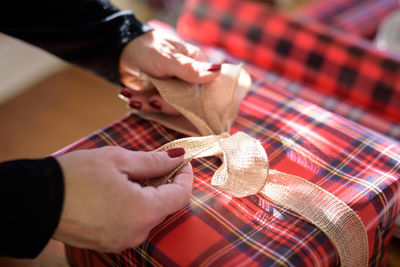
xmin=130 ymin=63 xmax=369 ymax=267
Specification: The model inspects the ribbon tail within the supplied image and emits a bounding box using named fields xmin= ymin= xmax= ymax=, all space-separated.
xmin=261 ymin=170 xmax=369 ymax=267
xmin=144 ymin=135 xmax=226 ymax=186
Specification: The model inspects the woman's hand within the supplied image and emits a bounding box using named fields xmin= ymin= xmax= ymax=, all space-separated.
xmin=54 ymin=146 xmax=192 ymax=252
xmin=119 ymin=30 xmax=221 ymax=114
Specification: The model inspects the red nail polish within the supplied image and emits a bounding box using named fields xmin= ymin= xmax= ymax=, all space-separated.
xmin=129 ymin=100 xmax=142 ymax=110
xmin=167 ymin=148 xmax=185 ymax=158
xmin=148 ymin=100 xmax=162 ymax=110
xmin=207 ymin=64 xmax=221 ymax=72
xmin=119 ymin=89 xmax=132 ymax=98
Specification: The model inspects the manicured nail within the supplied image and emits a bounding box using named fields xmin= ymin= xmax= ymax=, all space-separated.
xmin=207 ymin=64 xmax=221 ymax=72
xmin=167 ymin=148 xmax=185 ymax=158
xmin=129 ymin=100 xmax=142 ymax=110
xmin=119 ymin=89 xmax=132 ymax=99
xmin=148 ymin=99 xmax=162 ymax=110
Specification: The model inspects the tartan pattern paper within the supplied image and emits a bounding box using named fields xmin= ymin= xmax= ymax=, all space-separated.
xmin=298 ymin=0 xmax=368 ymax=23
xmin=299 ymin=0 xmax=399 ymax=39
xmin=177 ymin=0 xmax=400 ymax=124
xmin=199 ymin=44 xmax=400 ymax=143
xmin=61 ymin=61 xmax=400 ymax=266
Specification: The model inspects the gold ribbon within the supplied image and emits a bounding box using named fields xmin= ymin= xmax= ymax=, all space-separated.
xmin=131 ymin=64 xmax=369 ymax=267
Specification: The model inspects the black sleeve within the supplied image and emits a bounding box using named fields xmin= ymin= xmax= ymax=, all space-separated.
xmin=0 ymin=157 xmax=64 ymax=258
xmin=0 ymin=0 xmax=152 ymax=84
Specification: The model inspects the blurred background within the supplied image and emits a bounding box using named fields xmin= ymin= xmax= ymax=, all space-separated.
xmin=0 ymin=0 xmax=157 ymax=161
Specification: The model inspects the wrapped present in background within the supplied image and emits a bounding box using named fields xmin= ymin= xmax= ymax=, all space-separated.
xmin=297 ymin=0 xmax=400 ymax=39
xmin=177 ymin=0 xmax=400 ymax=128
xmin=296 ymin=0 xmax=368 ymax=23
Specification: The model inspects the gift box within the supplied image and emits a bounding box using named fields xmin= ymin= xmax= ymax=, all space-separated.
xmin=58 ymin=24 xmax=399 ymax=267
xmin=177 ymin=0 xmax=400 ymax=127
xmin=59 ymin=2 xmax=400 ymax=265
xmin=298 ymin=0 xmax=400 ymax=39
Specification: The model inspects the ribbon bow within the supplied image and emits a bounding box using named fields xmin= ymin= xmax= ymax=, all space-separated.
xmin=132 ymin=64 xmax=368 ymax=267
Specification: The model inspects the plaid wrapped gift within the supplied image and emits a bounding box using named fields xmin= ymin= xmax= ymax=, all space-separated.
xmin=177 ymin=0 xmax=400 ymax=125
xmin=246 ymin=63 xmax=400 ymax=143
xmin=59 ymin=25 xmax=400 ymax=266
xmin=299 ymin=0 xmax=400 ymax=39
xmin=297 ymin=0 xmax=368 ymax=23
xmin=199 ymin=44 xmax=400 ymax=142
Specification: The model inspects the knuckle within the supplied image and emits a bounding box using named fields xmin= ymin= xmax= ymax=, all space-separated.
xmin=101 ymin=145 xmax=123 ymax=157
xmin=142 ymin=152 xmax=165 ymax=171
xmin=188 ymin=44 xmax=201 ymax=55
xmin=109 ymin=147 xmax=130 ymax=164
xmin=172 ymin=53 xmax=185 ymax=62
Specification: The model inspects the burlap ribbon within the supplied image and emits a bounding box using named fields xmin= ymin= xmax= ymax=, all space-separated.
xmin=131 ymin=64 xmax=369 ymax=267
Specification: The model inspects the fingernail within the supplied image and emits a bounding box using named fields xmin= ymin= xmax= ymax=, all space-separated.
xmin=167 ymin=148 xmax=185 ymax=158
xmin=207 ymin=64 xmax=221 ymax=72
xmin=119 ymin=89 xmax=132 ymax=99
xmin=148 ymin=99 xmax=162 ymax=110
xmin=129 ymin=100 xmax=142 ymax=110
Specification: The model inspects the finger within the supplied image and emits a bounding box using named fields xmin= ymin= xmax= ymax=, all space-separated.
xmin=119 ymin=89 xmax=149 ymax=110
xmin=124 ymin=90 xmax=153 ymax=112
xmin=165 ymin=53 xmax=221 ymax=84
xmin=169 ymin=39 xmax=207 ymax=61
xmin=129 ymin=94 xmax=179 ymax=114
xmin=147 ymin=94 xmax=180 ymax=115
xmin=185 ymin=43 xmax=207 ymax=61
xmin=118 ymin=148 xmax=186 ymax=180
xmin=119 ymin=88 xmax=135 ymax=102
xmin=128 ymin=94 xmax=148 ymax=111
xmin=124 ymin=90 xmax=180 ymax=115
xmin=145 ymin=163 xmax=193 ymax=216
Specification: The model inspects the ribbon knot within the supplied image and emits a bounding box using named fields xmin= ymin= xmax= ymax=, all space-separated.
xmin=131 ymin=63 xmax=369 ymax=267
xmin=154 ymin=132 xmax=269 ymax=198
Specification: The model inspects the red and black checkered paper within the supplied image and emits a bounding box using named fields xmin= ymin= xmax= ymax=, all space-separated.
xmin=299 ymin=0 xmax=399 ymax=39
xmin=177 ymin=0 xmax=400 ymax=125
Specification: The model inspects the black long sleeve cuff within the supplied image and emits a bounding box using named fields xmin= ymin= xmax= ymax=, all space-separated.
xmin=0 ymin=0 xmax=152 ymax=84
xmin=0 ymin=157 xmax=64 ymax=258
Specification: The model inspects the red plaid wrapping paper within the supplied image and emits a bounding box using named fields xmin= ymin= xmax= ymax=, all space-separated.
xmin=59 ymin=53 xmax=400 ymax=267
xmin=299 ymin=0 xmax=400 ymax=39
xmin=200 ymin=44 xmax=400 ymax=142
xmin=330 ymin=0 xmax=400 ymax=39
xmin=177 ymin=0 xmax=400 ymax=125
xmin=298 ymin=0 xmax=368 ymax=23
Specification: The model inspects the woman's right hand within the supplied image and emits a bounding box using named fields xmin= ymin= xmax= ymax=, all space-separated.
xmin=54 ymin=146 xmax=192 ymax=252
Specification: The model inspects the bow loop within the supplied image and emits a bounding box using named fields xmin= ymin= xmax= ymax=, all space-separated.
xmin=154 ymin=132 xmax=269 ymax=197
xmin=215 ymin=132 xmax=269 ymax=197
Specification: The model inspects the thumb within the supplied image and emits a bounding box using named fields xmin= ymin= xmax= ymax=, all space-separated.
xmin=166 ymin=54 xmax=221 ymax=84
xmin=119 ymin=148 xmax=186 ymax=180
xmin=144 ymin=163 xmax=193 ymax=216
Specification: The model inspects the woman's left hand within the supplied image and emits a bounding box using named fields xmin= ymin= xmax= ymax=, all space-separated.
xmin=119 ymin=30 xmax=221 ymax=115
